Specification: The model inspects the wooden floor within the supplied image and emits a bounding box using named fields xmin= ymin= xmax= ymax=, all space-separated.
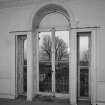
xmin=78 ymin=101 xmax=91 ymax=105
xmin=0 ymin=96 xmax=91 ymax=105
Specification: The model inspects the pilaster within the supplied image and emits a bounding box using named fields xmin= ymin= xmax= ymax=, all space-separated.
xmin=27 ymin=32 xmax=34 ymax=101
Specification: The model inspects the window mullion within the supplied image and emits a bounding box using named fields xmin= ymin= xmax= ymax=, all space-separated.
xmin=51 ymin=28 xmax=56 ymax=95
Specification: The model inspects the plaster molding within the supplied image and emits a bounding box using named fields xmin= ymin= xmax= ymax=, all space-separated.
xmin=31 ymin=2 xmax=75 ymax=31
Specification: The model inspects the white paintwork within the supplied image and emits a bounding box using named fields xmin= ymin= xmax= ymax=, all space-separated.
xmin=33 ymin=31 xmax=39 ymax=95
xmin=97 ymin=104 xmax=105 ymax=105
xmin=76 ymin=28 xmax=96 ymax=105
xmin=36 ymin=28 xmax=70 ymax=98
xmin=27 ymin=32 xmax=34 ymax=101
xmin=37 ymin=11 xmax=70 ymax=97
xmin=97 ymin=82 xmax=105 ymax=102
xmin=0 ymin=0 xmax=104 ymax=105
xmin=69 ymin=28 xmax=77 ymax=105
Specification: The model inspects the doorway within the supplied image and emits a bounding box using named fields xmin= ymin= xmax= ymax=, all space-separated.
xmin=15 ymin=35 xmax=27 ymax=97
xmin=38 ymin=30 xmax=69 ymax=96
xmin=77 ymin=32 xmax=91 ymax=101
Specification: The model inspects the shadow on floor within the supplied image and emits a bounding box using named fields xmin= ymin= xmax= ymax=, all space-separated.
xmin=0 ymin=96 xmax=91 ymax=105
xmin=0 ymin=95 xmax=69 ymax=105
xmin=77 ymin=100 xmax=91 ymax=105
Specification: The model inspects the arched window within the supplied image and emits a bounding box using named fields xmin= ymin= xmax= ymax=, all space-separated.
xmin=32 ymin=4 xmax=70 ymax=97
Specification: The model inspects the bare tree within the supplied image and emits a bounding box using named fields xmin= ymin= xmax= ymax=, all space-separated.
xmin=80 ymin=50 xmax=89 ymax=66
xmin=40 ymin=35 xmax=68 ymax=61
xmin=39 ymin=35 xmax=69 ymax=92
xmin=82 ymin=50 xmax=89 ymax=62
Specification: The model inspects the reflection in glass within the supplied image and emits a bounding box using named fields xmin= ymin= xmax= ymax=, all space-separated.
xmin=78 ymin=33 xmax=90 ymax=98
xmin=39 ymin=32 xmax=52 ymax=92
xmin=23 ymin=38 xmax=27 ymax=92
xmin=79 ymin=36 xmax=89 ymax=66
xmin=55 ymin=31 xmax=69 ymax=93
xmin=80 ymin=67 xmax=88 ymax=97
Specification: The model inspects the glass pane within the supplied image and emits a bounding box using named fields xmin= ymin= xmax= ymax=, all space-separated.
xmin=55 ymin=31 xmax=69 ymax=93
xmin=78 ymin=32 xmax=90 ymax=98
xmin=23 ymin=38 xmax=27 ymax=92
xmin=79 ymin=36 xmax=89 ymax=66
xmin=80 ymin=67 xmax=88 ymax=97
xmin=39 ymin=32 xmax=52 ymax=92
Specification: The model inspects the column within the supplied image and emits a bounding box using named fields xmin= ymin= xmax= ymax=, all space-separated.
xmin=33 ymin=31 xmax=38 ymax=95
xmin=91 ymin=30 xmax=96 ymax=105
xmin=27 ymin=32 xmax=34 ymax=101
xmin=69 ymin=28 xmax=77 ymax=105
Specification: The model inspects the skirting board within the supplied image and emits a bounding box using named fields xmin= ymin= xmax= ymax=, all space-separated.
xmin=0 ymin=93 xmax=15 ymax=99
xmin=96 ymin=101 xmax=105 ymax=105
xmin=96 ymin=103 xmax=105 ymax=105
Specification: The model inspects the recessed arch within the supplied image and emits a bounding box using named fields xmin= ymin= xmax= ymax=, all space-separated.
xmin=32 ymin=3 xmax=70 ymax=31
xmin=39 ymin=12 xmax=69 ymax=28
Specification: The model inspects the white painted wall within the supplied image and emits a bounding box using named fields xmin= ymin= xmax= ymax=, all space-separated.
xmin=0 ymin=0 xmax=105 ymax=104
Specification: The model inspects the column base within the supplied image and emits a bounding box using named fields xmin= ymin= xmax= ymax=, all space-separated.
xmin=70 ymin=104 xmax=77 ymax=105
xmin=91 ymin=102 xmax=97 ymax=105
xmin=70 ymin=102 xmax=77 ymax=105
